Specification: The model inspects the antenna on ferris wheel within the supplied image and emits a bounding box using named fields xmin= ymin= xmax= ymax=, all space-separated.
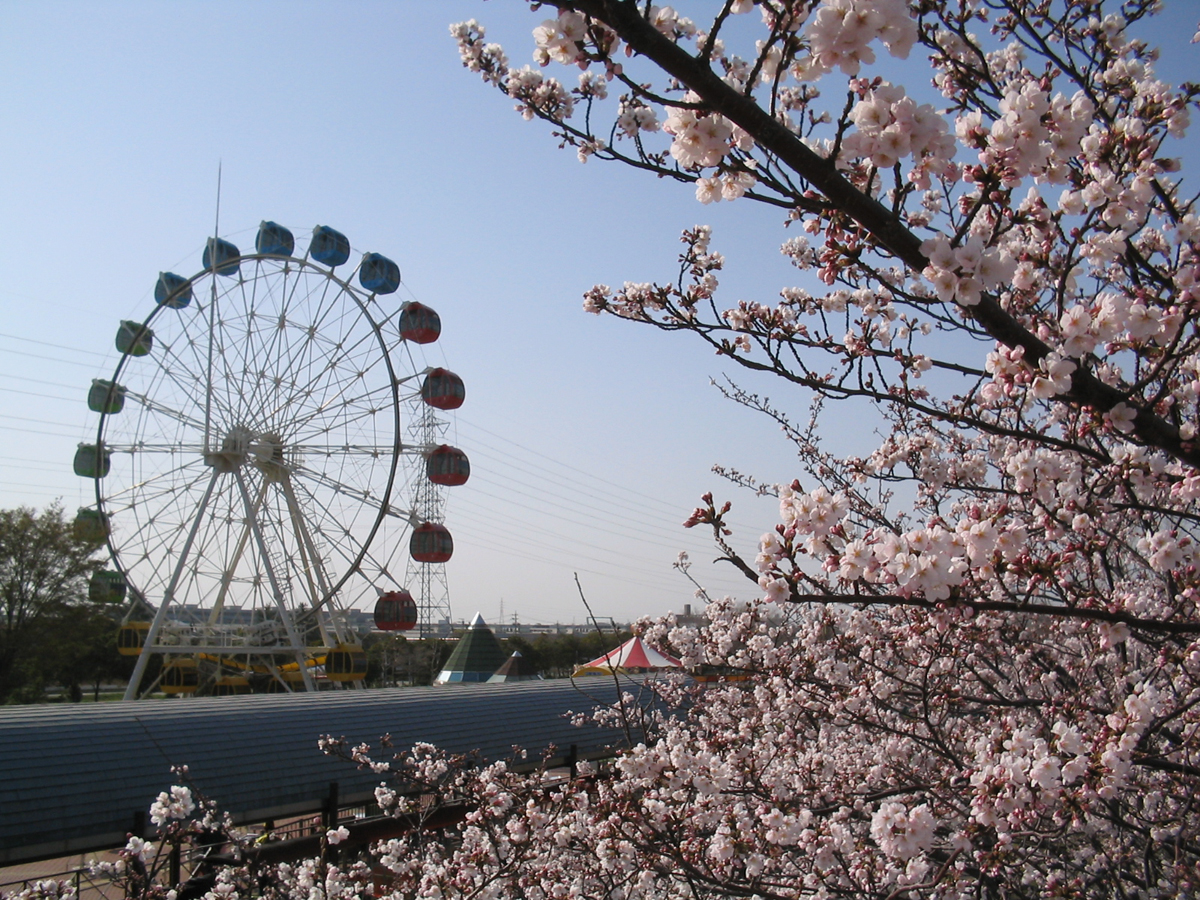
xmin=202 ymin=162 xmax=223 ymax=455
xmin=213 ymin=161 xmax=222 ymax=238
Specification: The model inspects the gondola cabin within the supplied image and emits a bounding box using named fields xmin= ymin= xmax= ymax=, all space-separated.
xmin=74 ymin=444 xmax=111 ymax=479
xmin=311 ymin=225 xmax=350 ymax=267
xmin=256 ymin=221 xmax=295 ymax=257
xmin=420 ymin=368 xmax=465 ymax=410
xmin=410 ymin=522 xmax=453 ymax=563
xmin=162 ymin=658 xmax=199 ymax=695
xmin=154 ymin=272 xmax=192 ymax=309
xmin=359 ymin=252 xmax=400 ymax=294
xmin=426 ymin=445 xmax=470 ymax=486
xmin=117 ymin=622 xmax=150 ymax=656
xmin=325 ymin=643 xmax=367 ymax=682
xmin=116 ymin=321 xmax=153 ymax=357
xmin=88 ymin=380 xmax=126 ymax=414
xmin=203 ymin=237 xmax=240 ymax=277
xmin=399 ymin=302 xmax=440 ymax=344
xmin=73 ymin=509 xmax=110 ymax=543
xmin=374 ymin=590 xmax=418 ymax=632
xmin=89 ymin=570 xmax=127 ymax=604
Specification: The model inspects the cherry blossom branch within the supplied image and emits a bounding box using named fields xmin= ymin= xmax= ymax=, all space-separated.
xmin=554 ymin=0 xmax=1200 ymax=471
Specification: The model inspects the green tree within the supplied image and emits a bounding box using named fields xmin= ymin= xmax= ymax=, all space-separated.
xmin=51 ymin=602 xmax=131 ymax=701
xmin=0 ymin=504 xmax=101 ymax=703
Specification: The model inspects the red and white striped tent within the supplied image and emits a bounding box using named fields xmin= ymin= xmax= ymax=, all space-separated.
xmin=572 ymin=636 xmax=683 ymax=676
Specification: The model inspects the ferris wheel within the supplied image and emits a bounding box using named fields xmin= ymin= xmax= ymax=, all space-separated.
xmin=74 ymin=222 xmax=468 ymax=699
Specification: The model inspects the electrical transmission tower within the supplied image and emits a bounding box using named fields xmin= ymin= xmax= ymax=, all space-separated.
xmin=406 ymin=401 xmax=453 ymax=636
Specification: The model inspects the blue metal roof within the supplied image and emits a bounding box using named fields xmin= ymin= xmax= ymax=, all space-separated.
xmin=0 ymin=679 xmax=629 ymax=864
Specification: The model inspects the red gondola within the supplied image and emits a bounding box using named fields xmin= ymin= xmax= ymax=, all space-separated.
xmin=399 ymin=302 xmax=441 ymax=344
xmin=410 ymin=522 xmax=453 ymax=563
xmin=426 ymin=445 xmax=470 ymax=486
xmin=420 ymin=368 xmax=465 ymax=410
xmin=374 ymin=589 xmax=418 ymax=632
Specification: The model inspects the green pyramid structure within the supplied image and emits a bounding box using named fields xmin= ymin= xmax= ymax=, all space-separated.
xmin=435 ymin=613 xmax=509 ymax=683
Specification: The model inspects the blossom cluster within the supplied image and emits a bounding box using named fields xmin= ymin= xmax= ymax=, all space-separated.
xmin=840 ymin=82 xmax=955 ymax=183
xmin=148 ymin=785 xmax=195 ymax=827
xmin=798 ymin=0 xmax=917 ymax=80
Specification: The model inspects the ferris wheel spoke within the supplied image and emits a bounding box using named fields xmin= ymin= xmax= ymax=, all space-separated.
xmin=213 ymin=295 xmax=265 ymax=430
xmin=262 ymin=284 xmax=340 ymax=421
xmin=103 ymin=442 xmax=207 ymax=455
xmin=283 ymin=377 xmax=383 ymax=441
xmin=110 ymin=478 xmax=231 ymax=592
xmin=286 ymin=379 xmax=399 ymax=443
xmin=118 ymin=389 xmax=208 ymax=432
xmin=101 ymin=455 xmax=211 ymax=511
xmin=289 ymin=443 xmax=400 ymax=456
xmin=269 ymin=317 xmax=390 ymax=438
xmin=287 ymin=472 xmax=383 ymax=581
xmin=231 ymin=266 xmax=293 ymax=427
xmin=143 ymin=328 xmax=234 ymax=435
xmin=212 ymin=278 xmax=258 ymax=427
xmin=289 ymin=461 xmax=387 ymax=508
xmin=249 ymin=262 xmax=300 ymax=417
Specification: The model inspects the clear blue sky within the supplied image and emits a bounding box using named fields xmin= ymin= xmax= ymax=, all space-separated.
xmin=1 ymin=3 xmax=1194 ymax=626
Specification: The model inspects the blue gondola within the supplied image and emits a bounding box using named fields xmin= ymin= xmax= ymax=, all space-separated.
xmin=203 ymin=237 xmax=241 ymax=277
xmin=88 ymin=379 xmax=126 ymax=414
xmin=116 ymin=321 xmax=153 ymax=357
xmin=359 ymin=252 xmax=401 ymax=294
xmin=256 ymin=221 xmax=295 ymax=257
xmin=310 ymin=225 xmax=350 ymax=267
xmin=154 ymin=272 xmax=192 ymax=309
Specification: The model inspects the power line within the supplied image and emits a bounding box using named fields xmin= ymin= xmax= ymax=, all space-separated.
xmin=0 ymin=386 xmax=80 ymax=404
xmin=0 ymin=372 xmax=93 ymax=392
xmin=0 ymin=331 xmax=111 ymax=359
xmin=0 ymin=345 xmax=108 ymax=370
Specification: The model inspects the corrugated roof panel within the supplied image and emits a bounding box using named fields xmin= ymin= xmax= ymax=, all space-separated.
xmin=0 ymin=679 xmax=638 ymax=864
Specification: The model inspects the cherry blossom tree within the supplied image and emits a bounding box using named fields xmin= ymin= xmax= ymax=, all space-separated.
xmin=446 ymin=1 xmax=1200 ymax=896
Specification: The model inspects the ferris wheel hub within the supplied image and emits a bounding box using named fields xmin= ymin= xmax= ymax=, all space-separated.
xmin=203 ymin=425 xmax=254 ymax=473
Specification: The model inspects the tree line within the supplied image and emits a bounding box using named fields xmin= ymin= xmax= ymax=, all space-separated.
xmin=0 ymin=504 xmax=130 ymax=703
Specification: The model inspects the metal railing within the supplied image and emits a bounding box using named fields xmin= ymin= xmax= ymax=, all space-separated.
xmin=0 ymin=866 xmax=120 ymax=900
